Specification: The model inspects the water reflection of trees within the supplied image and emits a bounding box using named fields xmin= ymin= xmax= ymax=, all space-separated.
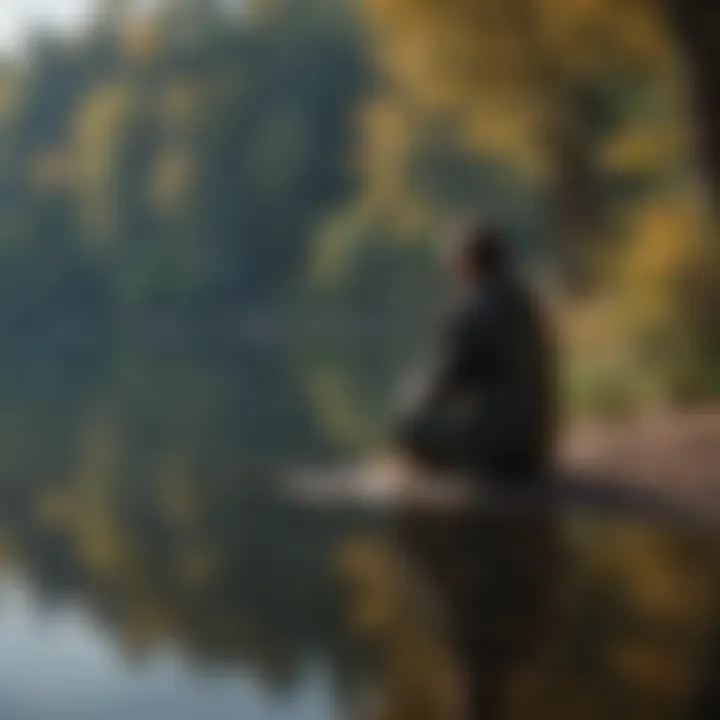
xmin=342 ymin=510 xmax=719 ymax=720
xmin=0 ymin=342 xmax=716 ymax=719
xmin=2 ymin=486 xmax=373 ymax=683
xmin=0 ymin=338 xmax=365 ymax=683
xmin=2 ymin=479 xmax=719 ymax=720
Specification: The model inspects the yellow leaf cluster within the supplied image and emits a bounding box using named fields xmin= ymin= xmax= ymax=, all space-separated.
xmin=119 ymin=21 xmax=164 ymax=63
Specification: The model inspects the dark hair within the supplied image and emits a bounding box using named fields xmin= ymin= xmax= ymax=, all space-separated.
xmin=459 ymin=222 xmax=511 ymax=277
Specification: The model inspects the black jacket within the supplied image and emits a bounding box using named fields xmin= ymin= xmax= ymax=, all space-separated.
xmin=402 ymin=273 xmax=557 ymax=479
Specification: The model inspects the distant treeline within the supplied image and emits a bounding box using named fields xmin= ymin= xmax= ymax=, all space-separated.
xmin=0 ymin=1 xmax=365 ymax=326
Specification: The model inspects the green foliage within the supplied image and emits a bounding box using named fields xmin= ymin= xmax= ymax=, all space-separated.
xmin=0 ymin=0 xmax=715 ymax=450
xmin=0 ymin=2 xmax=363 ymax=323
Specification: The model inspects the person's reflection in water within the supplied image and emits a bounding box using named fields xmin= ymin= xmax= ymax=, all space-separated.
xmin=398 ymin=508 xmax=559 ymax=719
xmin=341 ymin=507 xmax=560 ymax=720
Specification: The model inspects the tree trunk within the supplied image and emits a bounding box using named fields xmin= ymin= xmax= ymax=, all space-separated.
xmin=546 ymin=85 xmax=600 ymax=292
xmin=667 ymin=0 xmax=720 ymax=209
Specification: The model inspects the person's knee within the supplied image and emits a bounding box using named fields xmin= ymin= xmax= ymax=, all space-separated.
xmin=395 ymin=412 xmax=458 ymax=469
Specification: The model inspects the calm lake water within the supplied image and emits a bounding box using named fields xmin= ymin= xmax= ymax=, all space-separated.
xmin=0 ymin=332 xmax=716 ymax=719
xmin=0 ymin=579 xmax=338 ymax=720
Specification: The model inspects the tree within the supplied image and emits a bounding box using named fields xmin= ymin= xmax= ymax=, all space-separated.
xmin=662 ymin=0 xmax=720 ymax=206
xmin=360 ymin=0 xmax=697 ymax=285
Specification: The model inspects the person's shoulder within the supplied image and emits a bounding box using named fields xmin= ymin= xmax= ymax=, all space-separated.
xmin=505 ymin=275 xmax=553 ymax=341
xmin=443 ymin=288 xmax=492 ymax=340
xmin=499 ymin=273 xmax=543 ymax=312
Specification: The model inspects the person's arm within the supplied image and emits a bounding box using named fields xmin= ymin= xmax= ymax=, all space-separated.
xmin=393 ymin=301 xmax=482 ymax=463
xmin=419 ymin=305 xmax=477 ymax=413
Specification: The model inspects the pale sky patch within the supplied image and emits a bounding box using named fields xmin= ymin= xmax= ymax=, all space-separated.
xmin=0 ymin=0 xmax=94 ymax=53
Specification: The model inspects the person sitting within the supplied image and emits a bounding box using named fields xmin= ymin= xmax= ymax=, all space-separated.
xmin=395 ymin=220 xmax=557 ymax=484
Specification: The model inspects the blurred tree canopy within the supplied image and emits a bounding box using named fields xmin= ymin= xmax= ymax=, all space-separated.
xmin=0 ymin=0 xmax=363 ymax=326
xmin=354 ymin=0 xmax=720 ymax=409
xmin=0 ymin=0 xmax=715 ymax=429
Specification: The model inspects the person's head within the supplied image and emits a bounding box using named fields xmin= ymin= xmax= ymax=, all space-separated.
xmin=446 ymin=219 xmax=512 ymax=288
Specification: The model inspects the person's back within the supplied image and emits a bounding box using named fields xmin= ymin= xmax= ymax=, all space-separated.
xmin=465 ymin=271 xmax=556 ymax=479
xmin=396 ymin=222 xmax=557 ymax=483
